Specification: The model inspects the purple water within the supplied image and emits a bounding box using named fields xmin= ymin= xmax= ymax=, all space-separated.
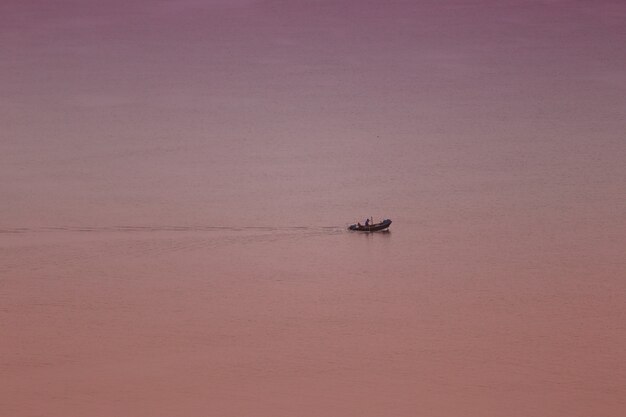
xmin=2 ymin=1 xmax=625 ymax=415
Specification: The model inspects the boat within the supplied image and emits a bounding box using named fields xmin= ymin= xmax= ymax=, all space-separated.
xmin=348 ymin=219 xmax=392 ymax=232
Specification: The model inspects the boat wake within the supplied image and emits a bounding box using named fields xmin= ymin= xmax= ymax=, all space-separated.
xmin=0 ymin=225 xmax=344 ymax=235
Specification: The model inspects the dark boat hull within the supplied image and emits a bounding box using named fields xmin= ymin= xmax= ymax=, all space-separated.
xmin=349 ymin=219 xmax=392 ymax=232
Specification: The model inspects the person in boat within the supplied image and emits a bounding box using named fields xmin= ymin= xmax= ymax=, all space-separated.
xmin=364 ymin=218 xmax=370 ymax=227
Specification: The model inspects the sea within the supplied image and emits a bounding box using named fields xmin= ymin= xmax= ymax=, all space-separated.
xmin=1 ymin=1 xmax=625 ymax=416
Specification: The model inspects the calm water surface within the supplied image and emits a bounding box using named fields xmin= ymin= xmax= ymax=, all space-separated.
xmin=1 ymin=1 xmax=625 ymax=416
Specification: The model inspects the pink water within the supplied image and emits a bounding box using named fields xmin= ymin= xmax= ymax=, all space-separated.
xmin=2 ymin=1 xmax=625 ymax=416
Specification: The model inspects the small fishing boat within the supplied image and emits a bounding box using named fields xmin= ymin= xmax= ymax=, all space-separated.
xmin=348 ymin=219 xmax=392 ymax=232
